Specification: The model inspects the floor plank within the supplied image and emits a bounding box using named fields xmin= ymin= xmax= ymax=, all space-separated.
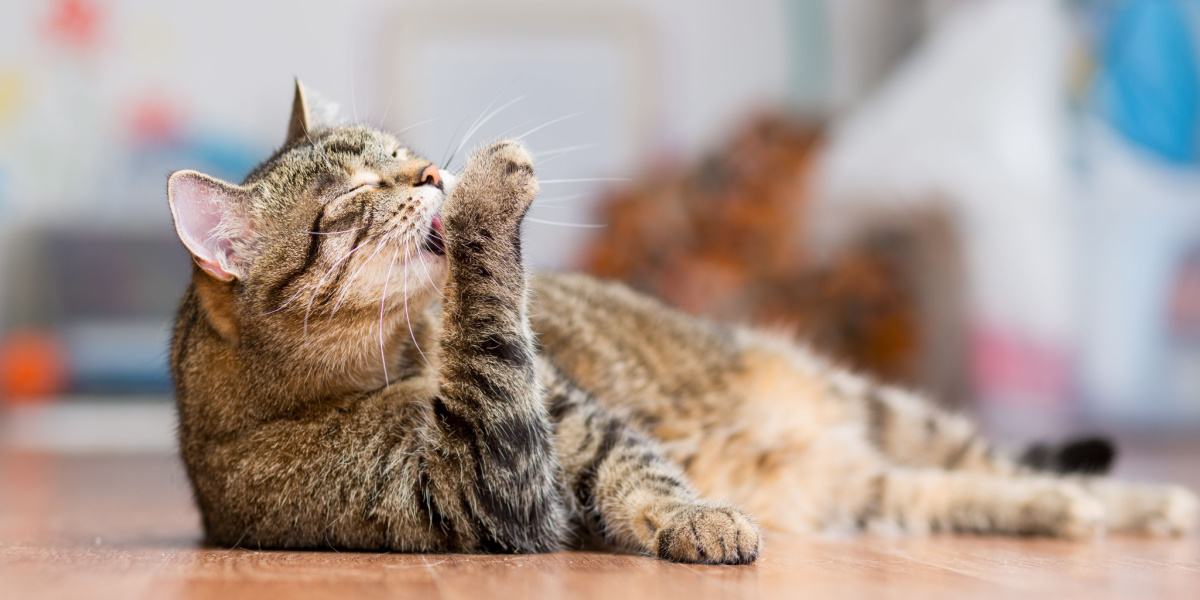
xmin=1 ymin=451 xmax=1197 ymax=599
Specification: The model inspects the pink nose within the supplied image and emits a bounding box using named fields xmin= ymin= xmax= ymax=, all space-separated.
xmin=420 ymin=164 xmax=442 ymax=189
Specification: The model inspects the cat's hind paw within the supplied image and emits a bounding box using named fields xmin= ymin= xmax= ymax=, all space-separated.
xmin=1023 ymin=484 xmax=1106 ymax=539
xmin=1146 ymin=486 xmax=1200 ymax=536
xmin=1122 ymin=484 xmax=1198 ymax=537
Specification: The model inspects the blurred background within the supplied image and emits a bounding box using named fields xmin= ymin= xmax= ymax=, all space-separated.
xmin=0 ymin=0 xmax=1198 ymax=452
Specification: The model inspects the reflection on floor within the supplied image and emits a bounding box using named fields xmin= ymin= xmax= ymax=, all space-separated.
xmin=1 ymin=448 xmax=1198 ymax=599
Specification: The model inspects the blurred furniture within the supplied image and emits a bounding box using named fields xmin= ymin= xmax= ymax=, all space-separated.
xmin=0 ymin=227 xmax=186 ymax=400
xmin=582 ymin=113 xmax=969 ymax=404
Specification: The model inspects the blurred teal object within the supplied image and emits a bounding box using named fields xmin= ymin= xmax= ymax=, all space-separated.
xmin=1094 ymin=0 xmax=1200 ymax=165
xmin=784 ymin=0 xmax=830 ymax=110
xmin=129 ymin=131 xmax=264 ymax=187
xmin=184 ymin=134 xmax=264 ymax=183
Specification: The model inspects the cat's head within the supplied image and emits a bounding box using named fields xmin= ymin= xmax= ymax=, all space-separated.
xmin=167 ymin=80 xmax=452 ymax=344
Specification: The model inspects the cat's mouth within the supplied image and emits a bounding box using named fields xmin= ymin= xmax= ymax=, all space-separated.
xmin=422 ymin=214 xmax=446 ymax=256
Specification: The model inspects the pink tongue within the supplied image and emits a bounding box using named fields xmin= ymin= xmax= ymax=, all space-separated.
xmin=431 ymin=214 xmax=444 ymax=234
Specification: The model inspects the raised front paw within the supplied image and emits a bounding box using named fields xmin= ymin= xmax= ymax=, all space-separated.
xmin=444 ymin=140 xmax=538 ymax=231
xmin=653 ymin=505 xmax=761 ymax=565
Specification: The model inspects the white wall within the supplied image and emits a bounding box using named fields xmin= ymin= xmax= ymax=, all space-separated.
xmin=0 ymin=0 xmax=792 ymax=268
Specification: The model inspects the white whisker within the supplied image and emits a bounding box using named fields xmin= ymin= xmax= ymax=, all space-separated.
xmin=538 ymin=178 xmax=630 ymax=184
xmin=466 ymin=96 xmax=523 ymax=141
xmin=266 ymin=231 xmax=371 ymax=316
xmin=534 ymin=143 xmax=596 ymax=159
xmin=441 ymin=98 xmax=499 ymax=166
xmin=447 ymin=95 xmax=525 ymax=169
xmin=304 ymin=129 xmax=335 ymax=171
xmin=402 ymin=240 xmax=431 ymax=369
xmin=440 ymin=116 xmax=472 ymax=167
xmin=537 ymin=151 xmax=596 ymax=169
xmin=329 ymin=235 xmax=390 ymax=316
xmin=494 ymin=118 xmax=535 ymax=140
xmin=526 ymin=217 xmax=606 ymax=228
xmin=514 ymin=112 xmax=583 ymax=141
xmin=305 ymin=226 xmax=364 ymax=236
xmin=301 ymin=234 xmax=380 ymax=332
xmin=530 ymin=203 xmax=583 ymax=212
xmin=412 ymin=237 xmax=446 ymax=302
xmin=534 ymin=193 xmax=590 ymax=205
xmin=375 ymin=89 xmax=396 ymax=130
xmin=394 ymin=117 xmax=437 ymax=136
xmin=265 ymin=290 xmax=305 ymax=315
xmin=349 ymin=62 xmax=359 ymax=122
xmin=378 ymin=247 xmax=398 ymax=385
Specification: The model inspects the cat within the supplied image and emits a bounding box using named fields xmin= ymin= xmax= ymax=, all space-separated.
xmin=167 ymin=81 xmax=1197 ymax=564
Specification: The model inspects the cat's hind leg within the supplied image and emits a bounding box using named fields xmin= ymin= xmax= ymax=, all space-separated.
xmin=852 ymin=467 xmax=1107 ymax=538
xmin=544 ymin=370 xmax=761 ymax=564
xmin=840 ymin=380 xmax=1198 ymax=535
xmin=832 ymin=375 xmax=1022 ymax=476
xmin=1082 ymin=479 xmax=1198 ymax=536
xmin=842 ymin=383 xmax=1198 ymax=535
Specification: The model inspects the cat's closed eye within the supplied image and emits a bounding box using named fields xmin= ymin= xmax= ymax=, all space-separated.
xmin=331 ymin=172 xmax=384 ymax=203
xmin=332 ymin=184 xmax=375 ymax=204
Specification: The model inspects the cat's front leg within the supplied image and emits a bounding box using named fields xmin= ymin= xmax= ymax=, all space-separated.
xmin=544 ymin=371 xmax=762 ymax=564
xmin=433 ymin=140 xmax=566 ymax=552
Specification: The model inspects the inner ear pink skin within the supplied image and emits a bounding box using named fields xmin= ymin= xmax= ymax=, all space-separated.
xmin=168 ymin=170 xmax=247 ymax=282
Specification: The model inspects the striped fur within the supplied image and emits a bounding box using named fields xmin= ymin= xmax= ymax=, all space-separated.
xmin=169 ymin=92 xmax=1197 ymax=564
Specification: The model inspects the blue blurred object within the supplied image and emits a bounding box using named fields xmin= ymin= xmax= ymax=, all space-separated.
xmin=21 ymin=228 xmax=192 ymax=395
xmin=129 ymin=132 xmax=264 ymax=186
xmin=1093 ymin=0 xmax=1200 ymax=165
xmin=179 ymin=133 xmax=264 ymax=183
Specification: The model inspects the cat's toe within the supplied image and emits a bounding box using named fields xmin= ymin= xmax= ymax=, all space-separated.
xmin=1142 ymin=486 xmax=1198 ymax=537
xmin=486 ymin=139 xmax=533 ymax=164
xmin=448 ymin=140 xmax=539 ymax=229
xmin=653 ymin=505 xmax=761 ymax=565
xmin=1092 ymin=481 xmax=1200 ymax=536
xmin=461 ymin=140 xmax=538 ymax=216
xmin=1024 ymin=484 xmax=1106 ymax=539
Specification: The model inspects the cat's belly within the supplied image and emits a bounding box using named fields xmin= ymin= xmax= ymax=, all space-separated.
xmin=530 ymin=271 xmax=742 ymax=426
xmin=530 ymin=272 xmax=873 ymax=531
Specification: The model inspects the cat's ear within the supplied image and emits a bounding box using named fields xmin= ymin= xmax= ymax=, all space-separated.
xmin=286 ymin=78 xmax=313 ymax=146
xmin=167 ymin=170 xmax=253 ymax=282
xmin=285 ymin=78 xmax=346 ymax=145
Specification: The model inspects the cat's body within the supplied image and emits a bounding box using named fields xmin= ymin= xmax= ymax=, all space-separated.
xmin=168 ymin=83 xmax=1197 ymax=564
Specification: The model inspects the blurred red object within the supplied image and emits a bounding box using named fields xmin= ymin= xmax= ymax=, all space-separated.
xmin=0 ymin=331 xmax=67 ymax=404
xmin=43 ymin=0 xmax=103 ymax=51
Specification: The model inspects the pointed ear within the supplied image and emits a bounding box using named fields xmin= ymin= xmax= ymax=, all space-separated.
xmin=286 ymin=78 xmax=312 ymax=146
xmin=167 ymin=170 xmax=253 ymax=282
xmin=285 ymin=78 xmax=346 ymax=146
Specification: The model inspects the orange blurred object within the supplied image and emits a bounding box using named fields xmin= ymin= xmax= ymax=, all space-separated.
xmin=581 ymin=113 xmax=969 ymax=405
xmin=0 ymin=331 xmax=67 ymax=404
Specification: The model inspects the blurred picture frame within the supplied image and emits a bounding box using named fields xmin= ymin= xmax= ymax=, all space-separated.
xmin=377 ymin=1 xmax=658 ymax=268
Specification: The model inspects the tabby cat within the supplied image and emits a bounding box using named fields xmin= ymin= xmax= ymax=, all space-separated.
xmin=168 ymin=82 xmax=1197 ymax=564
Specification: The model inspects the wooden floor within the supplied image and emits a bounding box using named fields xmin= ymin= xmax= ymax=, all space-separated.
xmin=1 ymin=451 xmax=1198 ymax=599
